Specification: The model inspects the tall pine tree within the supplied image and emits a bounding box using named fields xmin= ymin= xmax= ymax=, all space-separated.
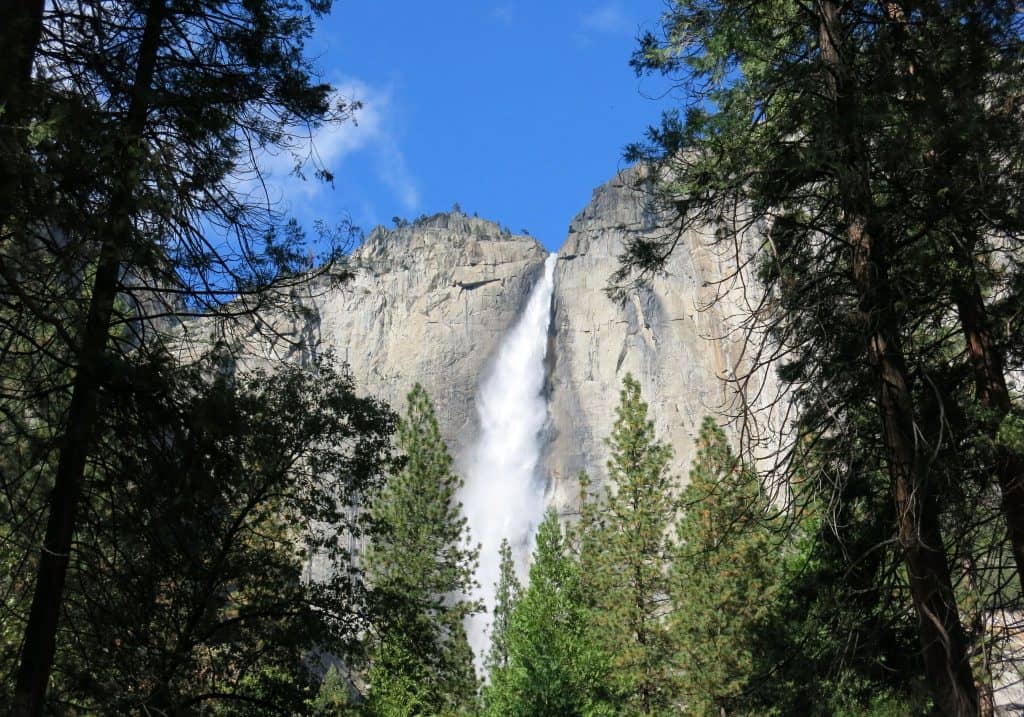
xmin=484 ymin=538 xmax=520 ymax=678
xmin=619 ymin=3 xmax=1024 ymax=712
xmin=482 ymin=510 xmax=609 ymax=717
xmin=3 ymin=0 xmax=357 ymax=711
xmin=363 ymin=384 xmax=479 ymax=717
xmin=579 ymin=375 xmax=677 ymax=716
xmin=670 ymin=417 xmax=782 ymax=716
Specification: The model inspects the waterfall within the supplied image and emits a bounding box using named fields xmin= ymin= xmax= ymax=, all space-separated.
xmin=461 ymin=252 xmax=557 ymax=670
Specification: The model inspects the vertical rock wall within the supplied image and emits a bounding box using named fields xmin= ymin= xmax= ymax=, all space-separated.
xmin=178 ymin=169 xmax=768 ymax=513
xmin=545 ymin=167 xmax=758 ymax=509
xmin=314 ymin=215 xmax=548 ymax=457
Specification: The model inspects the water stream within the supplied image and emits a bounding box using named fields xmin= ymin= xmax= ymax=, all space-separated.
xmin=461 ymin=252 xmax=557 ymax=670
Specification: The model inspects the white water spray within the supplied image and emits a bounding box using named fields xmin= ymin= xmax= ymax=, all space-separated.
xmin=461 ymin=253 xmax=557 ymax=669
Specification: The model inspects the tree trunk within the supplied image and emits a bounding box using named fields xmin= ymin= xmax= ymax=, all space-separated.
xmin=10 ymin=2 xmax=165 ymax=713
xmin=10 ymin=244 xmax=121 ymax=717
xmin=954 ymin=277 xmax=1024 ymax=595
xmin=817 ymin=3 xmax=979 ymax=715
xmin=851 ymin=217 xmax=980 ymax=717
xmin=883 ymin=0 xmax=1024 ymax=599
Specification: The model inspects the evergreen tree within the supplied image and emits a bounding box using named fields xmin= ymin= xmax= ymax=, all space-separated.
xmin=2 ymin=0 xmax=358 ymax=710
xmin=484 ymin=538 xmax=520 ymax=677
xmin=670 ymin=417 xmax=783 ymax=716
xmin=671 ymin=418 xmax=929 ymax=716
xmin=580 ymin=375 xmax=677 ymax=716
xmin=311 ymin=666 xmax=361 ymax=716
xmin=1 ymin=353 xmax=397 ymax=715
xmin=619 ymin=3 xmax=1024 ymax=712
xmin=483 ymin=510 xmax=609 ymax=717
xmin=363 ymin=384 xmax=479 ymax=717
xmin=777 ymin=466 xmax=932 ymax=717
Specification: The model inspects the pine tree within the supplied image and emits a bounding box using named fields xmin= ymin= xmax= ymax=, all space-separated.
xmin=3 ymin=0 xmax=357 ymax=710
xmin=363 ymin=384 xmax=479 ymax=717
xmin=482 ymin=510 xmax=609 ymax=717
xmin=484 ymin=538 xmax=520 ymax=677
xmin=618 ymin=3 xmax=1024 ymax=712
xmin=670 ymin=417 xmax=782 ymax=716
xmin=777 ymin=460 xmax=933 ymax=717
xmin=311 ymin=666 xmax=360 ymax=716
xmin=580 ymin=375 xmax=677 ymax=716
xmin=670 ymin=419 xmax=930 ymax=716
xmin=3 ymin=354 xmax=397 ymax=714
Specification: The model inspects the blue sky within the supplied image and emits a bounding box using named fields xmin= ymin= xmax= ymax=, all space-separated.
xmin=268 ymin=1 xmax=675 ymax=253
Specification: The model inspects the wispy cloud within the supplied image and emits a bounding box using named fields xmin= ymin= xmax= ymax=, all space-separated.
xmin=253 ymin=78 xmax=420 ymax=215
xmin=375 ymin=137 xmax=420 ymax=211
xmin=578 ymin=2 xmax=633 ymax=39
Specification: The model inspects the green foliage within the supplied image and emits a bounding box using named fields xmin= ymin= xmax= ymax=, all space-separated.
xmin=483 ymin=511 xmax=611 ymax=717
xmin=997 ymin=413 xmax=1024 ymax=454
xmin=484 ymin=539 xmax=521 ymax=676
xmin=670 ymin=417 xmax=783 ymax=716
xmin=6 ymin=352 xmax=397 ymax=715
xmin=363 ymin=385 xmax=480 ymax=717
xmin=311 ymin=666 xmax=360 ymax=716
xmin=625 ymin=1 xmax=1024 ymax=711
xmin=577 ymin=375 xmax=677 ymax=716
xmin=670 ymin=419 xmax=929 ymax=716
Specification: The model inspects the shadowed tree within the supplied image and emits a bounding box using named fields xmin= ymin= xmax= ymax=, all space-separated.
xmin=620 ymin=3 xmax=1024 ymax=713
xmin=56 ymin=355 xmax=395 ymax=715
xmin=1 ymin=0 xmax=359 ymax=712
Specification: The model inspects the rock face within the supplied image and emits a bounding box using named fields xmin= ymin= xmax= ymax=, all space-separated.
xmin=546 ymin=168 xmax=753 ymax=508
xmin=306 ymin=214 xmax=549 ymax=455
xmin=200 ymin=169 xmax=759 ymax=505
xmin=335 ymin=168 xmax=758 ymax=506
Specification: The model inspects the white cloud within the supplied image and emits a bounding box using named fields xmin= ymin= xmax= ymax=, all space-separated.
xmin=491 ymin=4 xmax=514 ymax=24
xmin=250 ymin=78 xmax=420 ymax=213
xmin=375 ymin=136 xmax=421 ymax=211
xmin=580 ymin=2 xmax=632 ymax=36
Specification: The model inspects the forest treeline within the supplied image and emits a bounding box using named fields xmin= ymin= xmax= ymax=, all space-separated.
xmin=310 ymin=377 xmax=962 ymax=717
xmin=1 ymin=0 xmax=1023 ymax=716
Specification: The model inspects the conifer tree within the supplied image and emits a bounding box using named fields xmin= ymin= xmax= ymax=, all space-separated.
xmin=484 ymin=538 xmax=520 ymax=677
xmin=482 ymin=510 xmax=609 ymax=717
xmin=670 ymin=419 xmax=929 ymax=716
xmin=0 ymin=353 xmax=397 ymax=714
xmin=670 ymin=417 xmax=782 ymax=716
xmin=3 ymin=0 xmax=357 ymax=710
xmin=619 ymin=3 xmax=1024 ymax=712
xmin=363 ymin=384 xmax=479 ymax=717
xmin=580 ymin=375 xmax=677 ymax=716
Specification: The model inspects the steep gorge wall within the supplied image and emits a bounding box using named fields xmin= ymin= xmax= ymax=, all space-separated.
xmin=188 ymin=168 xmax=760 ymax=505
xmin=313 ymin=214 xmax=548 ymax=454
xmin=546 ymin=168 xmax=753 ymax=509
xmin=178 ymin=213 xmax=549 ymax=459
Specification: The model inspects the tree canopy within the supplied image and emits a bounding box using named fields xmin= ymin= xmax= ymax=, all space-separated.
xmin=620 ymin=3 xmax=1024 ymax=714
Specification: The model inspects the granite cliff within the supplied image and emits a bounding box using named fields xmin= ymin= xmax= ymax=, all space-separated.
xmin=188 ymin=168 xmax=757 ymax=506
xmin=546 ymin=168 xmax=753 ymax=509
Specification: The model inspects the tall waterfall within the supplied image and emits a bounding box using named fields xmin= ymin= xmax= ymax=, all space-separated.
xmin=461 ymin=253 xmax=557 ymax=670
